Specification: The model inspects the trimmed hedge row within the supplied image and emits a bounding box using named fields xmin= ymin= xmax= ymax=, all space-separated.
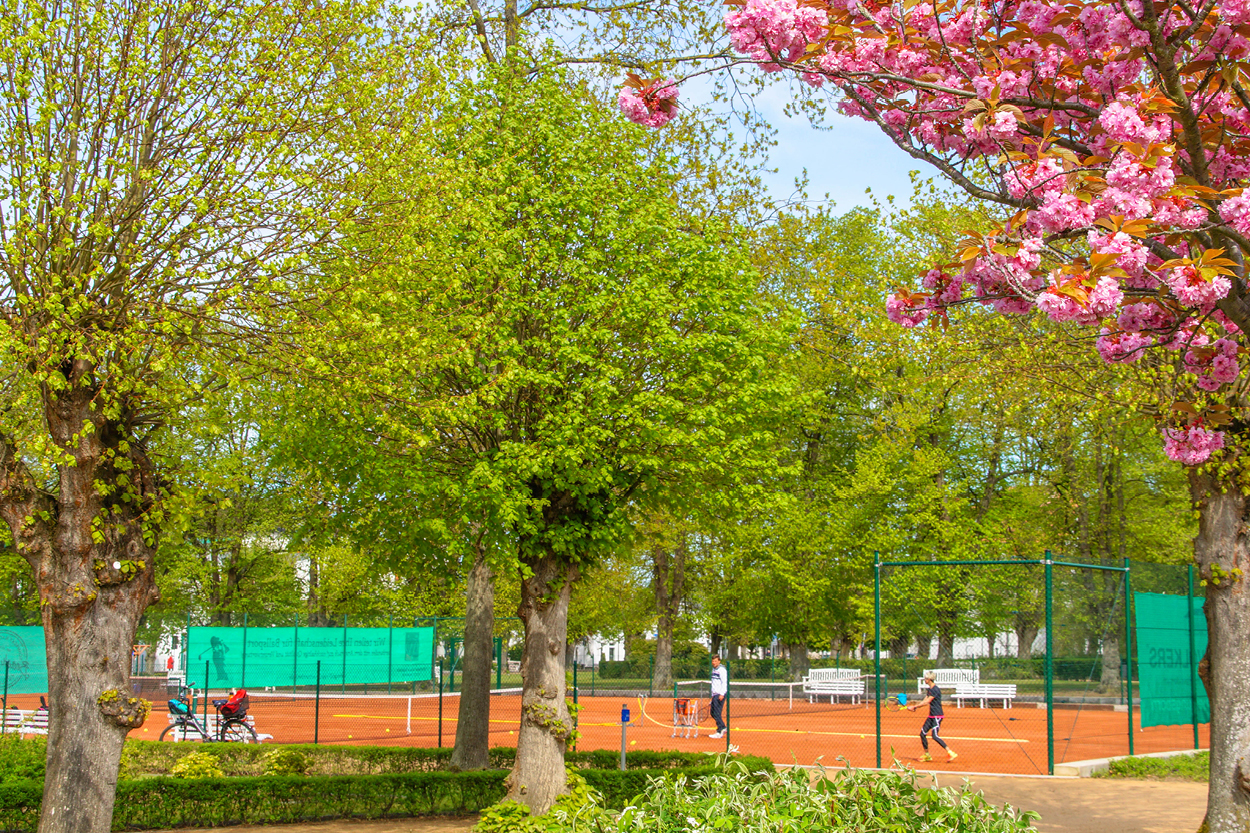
xmin=0 ymin=741 xmax=774 ymax=832
xmin=117 ymin=742 xmax=741 ymax=779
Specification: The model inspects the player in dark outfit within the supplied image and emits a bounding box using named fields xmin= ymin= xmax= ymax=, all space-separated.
xmin=907 ymin=673 xmax=958 ymax=763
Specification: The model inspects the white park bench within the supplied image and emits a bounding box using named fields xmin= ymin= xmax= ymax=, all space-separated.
xmin=802 ymin=668 xmax=866 ymax=704
xmin=1 ymin=708 xmax=48 ymax=735
xmin=916 ymin=668 xmax=979 ymax=693
xmin=165 ymin=710 xmax=272 ymax=741
xmin=953 ymin=683 xmax=1017 ymax=709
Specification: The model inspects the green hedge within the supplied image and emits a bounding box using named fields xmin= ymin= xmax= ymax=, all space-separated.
xmin=0 ymin=739 xmax=773 ymax=832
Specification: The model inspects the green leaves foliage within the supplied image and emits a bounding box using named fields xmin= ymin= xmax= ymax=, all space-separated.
xmin=276 ymin=66 xmax=797 ymax=574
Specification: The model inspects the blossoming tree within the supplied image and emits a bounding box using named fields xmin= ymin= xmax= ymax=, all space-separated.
xmin=621 ymin=0 xmax=1250 ymax=827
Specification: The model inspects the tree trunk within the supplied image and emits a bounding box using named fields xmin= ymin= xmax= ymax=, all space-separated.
xmin=786 ymin=641 xmax=810 ymax=679
xmin=0 ymin=383 xmax=161 ymax=833
xmin=709 ymin=631 xmax=722 ymax=657
xmin=652 ymin=537 xmax=687 ymax=692
xmin=915 ymin=634 xmax=933 ymax=662
xmin=1015 ymin=625 xmax=1040 ymax=660
xmin=937 ymin=628 xmax=955 ymax=665
xmin=1189 ymin=474 xmax=1250 ymax=833
xmin=451 ymin=546 xmax=495 ymax=771
xmin=509 ymin=552 xmax=578 ymax=814
xmin=1100 ymin=633 xmax=1121 ymax=693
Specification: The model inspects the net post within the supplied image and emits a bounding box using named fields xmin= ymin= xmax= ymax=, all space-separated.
xmin=293 ymin=613 xmax=299 ymax=693
xmin=314 ymin=660 xmax=321 ymax=744
xmin=203 ymin=660 xmax=210 ymax=732
xmin=1045 ymin=552 xmax=1054 ymax=776
xmin=437 ymin=656 xmax=444 ymax=748
xmin=1124 ymin=557 xmax=1134 ymax=756
xmin=241 ymin=612 xmax=248 ymax=690
xmin=770 ymin=637 xmax=775 ymax=700
xmin=873 ymin=551 xmax=882 ymax=769
xmin=1189 ymin=563 xmax=1200 ymax=749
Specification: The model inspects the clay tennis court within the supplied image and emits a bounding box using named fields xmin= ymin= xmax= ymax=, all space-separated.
xmin=105 ymin=689 xmax=1208 ymax=774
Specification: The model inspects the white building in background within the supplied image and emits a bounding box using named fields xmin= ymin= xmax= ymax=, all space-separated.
xmin=572 ymin=634 xmax=626 ymax=667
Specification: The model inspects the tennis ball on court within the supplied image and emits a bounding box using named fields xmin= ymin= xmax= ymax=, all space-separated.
xmin=385 ymin=729 xmax=390 ymax=733
xmin=860 ymin=735 xmax=865 ymax=739
xmin=630 ymin=740 xmax=636 ymax=746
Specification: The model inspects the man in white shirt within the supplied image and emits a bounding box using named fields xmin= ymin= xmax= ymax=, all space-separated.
xmin=709 ymin=655 xmax=728 ymax=738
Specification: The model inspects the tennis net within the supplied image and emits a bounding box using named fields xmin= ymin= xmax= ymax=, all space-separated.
xmin=673 ymin=677 xmax=874 ymax=721
xmin=214 ymin=687 xmax=525 ymax=745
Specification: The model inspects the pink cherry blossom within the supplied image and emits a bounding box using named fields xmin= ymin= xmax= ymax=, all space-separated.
xmin=886 ymin=293 xmax=929 ymax=327
xmin=617 ymin=79 xmax=679 ymax=128
xmin=1163 ymin=423 xmax=1226 ymax=465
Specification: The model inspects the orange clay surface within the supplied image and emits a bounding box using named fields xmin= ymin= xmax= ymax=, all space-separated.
xmin=4 ymin=689 xmax=1190 ymax=775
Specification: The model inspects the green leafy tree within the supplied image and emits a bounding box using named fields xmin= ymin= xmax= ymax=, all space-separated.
xmin=0 ymin=3 xmax=442 ymax=830
xmin=287 ymin=69 xmax=793 ymax=811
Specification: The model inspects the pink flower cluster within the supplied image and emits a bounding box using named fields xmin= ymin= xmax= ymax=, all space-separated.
xmin=1163 ymin=424 xmax=1226 ymax=466
xmin=886 ymin=293 xmax=928 ymax=327
xmin=713 ymin=0 xmax=1250 ymax=464
xmin=725 ymin=0 xmax=828 ymax=71
xmin=1186 ymin=338 xmax=1240 ymax=392
xmin=617 ymin=79 xmax=679 ymax=128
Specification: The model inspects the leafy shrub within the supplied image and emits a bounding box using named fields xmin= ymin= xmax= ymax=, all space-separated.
xmin=1097 ymin=752 xmax=1208 ymax=781
xmin=170 ymin=751 xmax=224 ymax=779
xmin=475 ymin=769 xmax=609 ymax=833
xmin=262 ymin=748 xmax=311 ymax=777
xmin=609 ymin=757 xmax=1037 ymax=833
xmin=118 ymin=741 xmax=754 ymax=780
xmin=0 ymin=735 xmax=45 ymax=784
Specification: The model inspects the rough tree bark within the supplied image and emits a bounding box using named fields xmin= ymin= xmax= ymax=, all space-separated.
xmin=652 ymin=537 xmax=687 ymax=692
xmin=509 ymin=552 xmax=579 ymax=814
xmin=1100 ymin=633 xmax=1122 ymax=694
xmin=786 ymin=641 xmax=811 ymax=679
xmin=1189 ymin=473 xmax=1250 ymax=833
xmin=1014 ymin=624 xmax=1040 ymax=660
xmin=451 ymin=545 xmax=495 ymax=770
xmin=0 ymin=378 xmax=160 ymax=833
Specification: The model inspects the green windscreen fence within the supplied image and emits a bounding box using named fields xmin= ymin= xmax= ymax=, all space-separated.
xmin=187 ymin=626 xmax=435 ymax=689
xmin=1134 ymin=592 xmax=1209 ymax=728
xmin=0 ymin=627 xmax=48 ymax=694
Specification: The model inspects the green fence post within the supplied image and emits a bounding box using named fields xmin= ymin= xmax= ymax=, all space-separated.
xmin=1189 ymin=563 xmax=1200 ymax=749
xmin=1124 ymin=557 xmax=1134 ymax=756
xmin=770 ymin=637 xmax=776 ymax=700
xmin=2 ymin=660 xmax=8 ymax=734
xmin=649 ymin=655 xmax=654 ymax=697
xmin=1045 ymin=552 xmax=1054 ymax=776
xmin=874 ymin=551 xmax=882 ymax=769
xmin=314 ymin=661 xmax=321 ymax=745
xmin=724 ymin=662 xmax=731 ymax=752
xmin=573 ymin=661 xmax=579 ymax=705
xmin=437 ymin=656 xmax=444 ymax=748
xmin=591 ymin=659 xmax=595 ymax=696
xmin=293 ymin=613 xmax=299 ymax=693
xmin=341 ymin=615 xmax=348 ymax=695
xmin=185 ymin=613 xmax=191 ymax=677
xmin=496 ymin=637 xmax=503 ymax=690
xmin=241 ymin=612 xmax=248 ymax=690
xmin=388 ymin=615 xmax=394 ymax=695
xmin=203 ymin=660 xmax=210 ymax=731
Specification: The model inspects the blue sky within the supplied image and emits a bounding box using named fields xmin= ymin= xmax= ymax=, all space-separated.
xmin=745 ymin=85 xmax=940 ymax=210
